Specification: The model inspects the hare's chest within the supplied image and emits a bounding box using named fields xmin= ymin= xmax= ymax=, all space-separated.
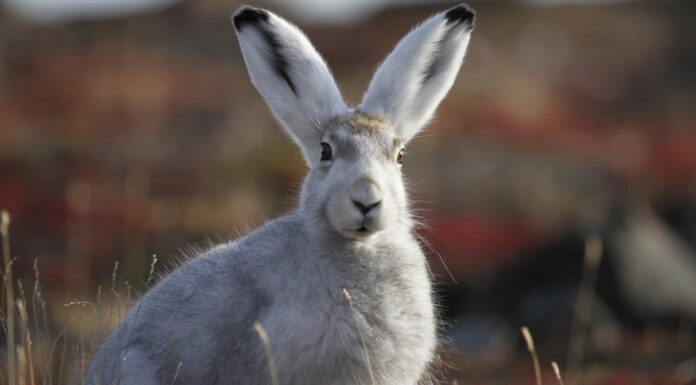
xmin=263 ymin=248 xmax=436 ymax=384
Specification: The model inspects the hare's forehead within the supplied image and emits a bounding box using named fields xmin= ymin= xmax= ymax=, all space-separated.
xmin=323 ymin=114 xmax=401 ymax=159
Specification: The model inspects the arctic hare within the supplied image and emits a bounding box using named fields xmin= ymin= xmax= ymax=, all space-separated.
xmin=86 ymin=4 xmax=475 ymax=385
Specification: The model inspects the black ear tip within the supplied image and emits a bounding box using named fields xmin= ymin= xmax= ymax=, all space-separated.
xmin=445 ymin=4 xmax=476 ymax=27
xmin=232 ymin=6 xmax=270 ymax=31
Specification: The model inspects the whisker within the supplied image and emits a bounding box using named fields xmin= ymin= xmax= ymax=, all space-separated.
xmin=414 ymin=230 xmax=457 ymax=284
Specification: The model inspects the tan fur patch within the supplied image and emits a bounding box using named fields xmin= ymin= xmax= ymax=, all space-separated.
xmin=329 ymin=112 xmax=391 ymax=136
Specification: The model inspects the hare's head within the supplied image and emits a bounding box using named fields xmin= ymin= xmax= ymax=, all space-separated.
xmin=233 ymin=5 xmax=474 ymax=240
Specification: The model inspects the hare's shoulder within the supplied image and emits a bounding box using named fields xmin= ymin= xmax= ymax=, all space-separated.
xmin=117 ymin=216 xmax=306 ymax=352
xmin=146 ymin=214 xmax=307 ymax=301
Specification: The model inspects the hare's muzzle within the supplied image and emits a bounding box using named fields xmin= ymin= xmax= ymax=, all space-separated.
xmin=349 ymin=177 xmax=382 ymax=214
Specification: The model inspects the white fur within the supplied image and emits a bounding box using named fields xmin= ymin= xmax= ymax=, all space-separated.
xmin=86 ymin=5 xmax=475 ymax=385
xmin=235 ymin=9 xmax=348 ymax=166
xmin=360 ymin=10 xmax=473 ymax=142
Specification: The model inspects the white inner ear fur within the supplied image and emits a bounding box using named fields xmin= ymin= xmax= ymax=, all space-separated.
xmin=359 ymin=7 xmax=474 ymax=143
xmin=234 ymin=8 xmax=348 ymax=166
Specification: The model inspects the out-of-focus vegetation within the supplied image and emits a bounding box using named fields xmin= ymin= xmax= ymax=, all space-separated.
xmin=1 ymin=1 xmax=695 ymax=384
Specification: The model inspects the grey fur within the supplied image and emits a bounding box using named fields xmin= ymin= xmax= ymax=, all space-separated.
xmin=86 ymin=4 xmax=475 ymax=385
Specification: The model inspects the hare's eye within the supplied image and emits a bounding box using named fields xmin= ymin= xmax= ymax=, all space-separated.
xmin=320 ymin=142 xmax=333 ymax=161
xmin=396 ymin=149 xmax=404 ymax=164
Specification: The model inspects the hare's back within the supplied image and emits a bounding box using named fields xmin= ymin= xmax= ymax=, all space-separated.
xmin=88 ymin=216 xmax=305 ymax=384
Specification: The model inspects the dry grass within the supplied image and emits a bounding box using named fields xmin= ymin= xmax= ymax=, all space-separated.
xmin=1 ymin=209 xmax=137 ymax=385
xmin=2 ymin=212 xmax=674 ymax=385
xmin=254 ymin=322 xmax=280 ymax=385
xmin=2 ymin=210 xmax=18 ymax=385
xmin=343 ymin=288 xmax=377 ymax=385
xmin=521 ymin=326 xmax=542 ymax=385
xmin=566 ymin=235 xmax=603 ymax=385
xmin=552 ymin=361 xmax=565 ymax=385
xmin=515 ymin=236 xmax=603 ymax=385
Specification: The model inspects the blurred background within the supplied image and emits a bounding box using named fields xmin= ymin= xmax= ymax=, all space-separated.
xmin=1 ymin=0 xmax=695 ymax=384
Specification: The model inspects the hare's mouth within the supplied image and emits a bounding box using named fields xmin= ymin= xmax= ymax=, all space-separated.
xmin=354 ymin=217 xmax=377 ymax=233
xmin=342 ymin=224 xmax=378 ymax=239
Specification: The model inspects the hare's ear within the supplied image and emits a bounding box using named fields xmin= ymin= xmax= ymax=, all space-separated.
xmin=359 ymin=4 xmax=475 ymax=143
xmin=233 ymin=7 xmax=348 ymax=165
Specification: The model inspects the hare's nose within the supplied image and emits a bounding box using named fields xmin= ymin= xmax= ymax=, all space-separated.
xmin=352 ymin=199 xmax=381 ymax=214
xmin=349 ymin=178 xmax=382 ymax=214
